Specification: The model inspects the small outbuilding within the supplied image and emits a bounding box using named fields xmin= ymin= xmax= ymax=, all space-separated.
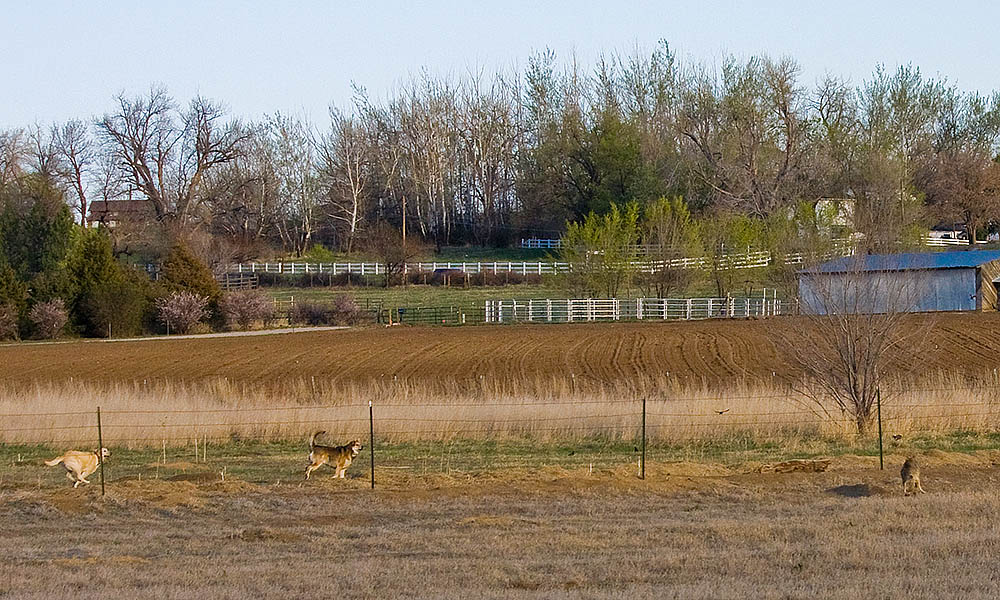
xmin=798 ymin=250 xmax=1000 ymax=314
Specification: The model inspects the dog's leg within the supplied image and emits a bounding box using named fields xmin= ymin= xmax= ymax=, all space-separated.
xmin=916 ymin=478 xmax=926 ymax=493
xmin=305 ymin=462 xmax=322 ymax=480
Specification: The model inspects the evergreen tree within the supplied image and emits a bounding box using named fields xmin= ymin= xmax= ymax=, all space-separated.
xmin=66 ymin=227 xmax=119 ymax=305
xmin=160 ymin=242 xmax=222 ymax=303
xmin=0 ymin=174 xmax=74 ymax=280
xmin=65 ymin=227 xmax=154 ymax=336
xmin=0 ymin=257 xmax=28 ymax=313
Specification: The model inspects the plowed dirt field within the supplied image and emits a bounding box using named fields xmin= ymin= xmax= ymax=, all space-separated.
xmin=3 ymin=312 xmax=999 ymax=386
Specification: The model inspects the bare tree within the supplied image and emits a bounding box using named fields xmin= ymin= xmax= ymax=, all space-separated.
xmin=0 ymin=129 xmax=27 ymax=189
xmin=96 ymin=87 xmax=245 ymax=228
xmin=52 ymin=120 xmax=95 ymax=226
xmin=920 ymin=150 xmax=1000 ymax=242
xmin=790 ymin=255 xmax=933 ymax=433
xmin=677 ymin=55 xmax=811 ymax=217
xmin=366 ymin=220 xmax=419 ymax=287
xmin=318 ymin=108 xmax=370 ymax=252
xmin=919 ymin=88 xmax=1000 ymax=241
xmin=354 ymin=90 xmax=404 ymax=226
xmin=27 ymin=125 xmax=60 ymax=180
xmin=457 ymin=73 xmax=519 ymax=244
xmin=263 ymin=113 xmax=319 ymax=256
xmin=396 ymin=74 xmax=460 ymax=249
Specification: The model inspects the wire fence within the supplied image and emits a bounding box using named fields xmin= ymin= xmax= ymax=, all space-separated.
xmin=5 ymin=385 xmax=1000 ymax=493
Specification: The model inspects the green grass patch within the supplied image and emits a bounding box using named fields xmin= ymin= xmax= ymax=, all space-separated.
xmin=7 ymin=430 xmax=1000 ymax=490
xmin=266 ymin=284 xmax=558 ymax=309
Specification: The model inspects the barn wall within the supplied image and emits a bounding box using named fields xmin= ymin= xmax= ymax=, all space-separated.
xmin=977 ymin=260 xmax=1000 ymax=311
xmin=799 ymin=268 xmax=977 ymax=314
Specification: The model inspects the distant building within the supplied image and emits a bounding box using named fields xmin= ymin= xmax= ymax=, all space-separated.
xmin=814 ymin=198 xmax=854 ymax=232
xmin=798 ymin=250 xmax=1000 ymax=314
xmin=87 ymin=199 xmax=155 ymax=228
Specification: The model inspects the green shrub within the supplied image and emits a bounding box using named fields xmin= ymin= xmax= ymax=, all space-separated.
xmin=305 ymin=243 xmax=337 ymax=262
xmin=81 ymin=269 xmax=154 ymax=338
xmin=160 ymin=242 xmax=222 ymax=303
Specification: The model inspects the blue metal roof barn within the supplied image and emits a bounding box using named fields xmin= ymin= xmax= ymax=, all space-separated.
xmin=798 ymin=250 xmax=1000 ymax=314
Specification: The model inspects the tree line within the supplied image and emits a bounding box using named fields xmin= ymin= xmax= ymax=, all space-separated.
xmin=1 ymin=41 xmax=999 ymax=268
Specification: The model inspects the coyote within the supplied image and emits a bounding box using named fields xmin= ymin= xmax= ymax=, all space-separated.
xmin=901 ymin=457 xmax=926 ymax=496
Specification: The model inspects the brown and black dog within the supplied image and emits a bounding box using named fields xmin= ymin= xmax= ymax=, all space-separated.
xmin=45 ymin=448 xmax=110 ymax=488
xmin=305 ymin=431 xmax=362 ymax=480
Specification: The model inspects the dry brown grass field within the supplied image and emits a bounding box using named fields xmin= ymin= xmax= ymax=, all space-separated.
xmin=4 ymin=449 xmax=1000 ymax=599
xmin=5 ymin=316 xmax=1000 ymax=598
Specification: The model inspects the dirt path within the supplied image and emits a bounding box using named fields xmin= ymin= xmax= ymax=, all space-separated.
xmin=0 ymin=325 xmax=348 ymax=348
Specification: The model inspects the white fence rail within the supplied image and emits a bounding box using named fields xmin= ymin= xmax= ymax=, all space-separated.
xmin=228 ymin=236 xmax=987 ymax=276
xmin=922 ymin=237 xmax=983 ymax=247
xmin=227 ymin=251 xmax=801 ymax=276
xmin=484 ymin=296 xmax=797 ymax=324
xmin=230 ymin=261 xmax=566 ymax=275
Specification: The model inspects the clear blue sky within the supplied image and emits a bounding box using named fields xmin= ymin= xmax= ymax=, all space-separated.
xmin=2 ymin=0 xmax=998 ymax=128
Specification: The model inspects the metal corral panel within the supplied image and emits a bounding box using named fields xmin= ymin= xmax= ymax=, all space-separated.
xmin=799 ymin=268 xmax=977 ymax=314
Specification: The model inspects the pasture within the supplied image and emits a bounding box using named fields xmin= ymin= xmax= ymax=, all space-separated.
xmin=4 ymin=444 xmax=1000 ymax=599
xmin=5 ymin=315 xmax=1000 ymax=598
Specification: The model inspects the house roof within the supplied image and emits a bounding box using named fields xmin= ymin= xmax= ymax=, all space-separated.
xmin=803 ymin=250 xmax=1000 ymax=274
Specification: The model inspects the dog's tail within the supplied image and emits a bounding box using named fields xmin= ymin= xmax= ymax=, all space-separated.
xmin=44 ymin=455 xmax=64 ymax=466
xmin=310 ymin=431 xmax=326 ymax=449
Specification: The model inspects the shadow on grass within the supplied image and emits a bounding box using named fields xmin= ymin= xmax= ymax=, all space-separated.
xmin=828 ymin=483 xmax=873 ymax=498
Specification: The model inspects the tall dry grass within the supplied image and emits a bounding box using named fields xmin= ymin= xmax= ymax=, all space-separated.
xmin=3 ymin=370 xmax=1000 ymax=448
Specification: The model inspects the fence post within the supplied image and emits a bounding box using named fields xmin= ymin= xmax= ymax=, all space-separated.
xmin=640 ymin=397 xmax=646 ymax=480
xmin=876 ymin=387 xmax=884 ymax=470
xmin=369 ymin=400 xmax=375 ymax=489
xmin=97 ymin=406 xmax=106 ymax=496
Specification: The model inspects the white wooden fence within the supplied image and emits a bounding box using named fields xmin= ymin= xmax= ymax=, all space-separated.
xmin=484 ymin=295 xmax=796 ymax=324
xmin=228 ymin=236 xmax=985 ymax=277
xmin=527 ymin=236 xmax=981 ymax=249
xmin=228 ymin=250 xmax=791 ymax=276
